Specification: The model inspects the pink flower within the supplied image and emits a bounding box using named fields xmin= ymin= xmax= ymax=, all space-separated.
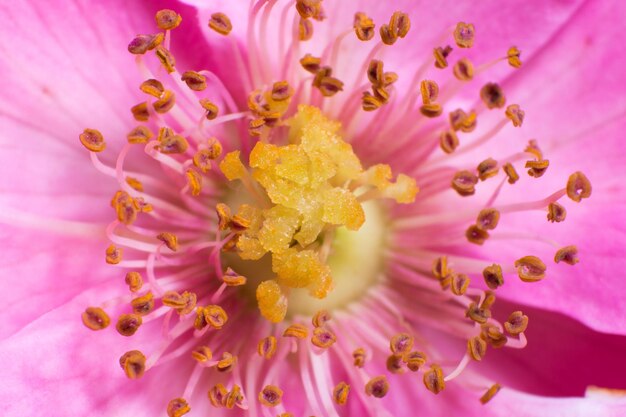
xmin=1 ymin=0 xmax=626 ymax=416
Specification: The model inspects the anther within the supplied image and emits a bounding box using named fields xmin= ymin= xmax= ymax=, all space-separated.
xmin=193 ymin=150 xmax=213 ymax=173
xmin=204 ymin=305 xmax=228 ymax=329
xmin=299 ymin=18 xmax=314 ymax=41
xmin=451 ymin=273 xmax=470 ymax=295
xmin=354 ymin=12 xmax=375 ymax=41
xmin=127 ymin=126 xmax=153 ymax=144
xmin=163 ymin=291 xmax=197 ymax=315
xmin=157 ymin=232 xmax=179 ymax=251
xmin=128 ymin=33 xmax=163 ymax=54
xmin=125 ymin=271 xmax=143 ymax=292
xmin=514 ymin=256 xmax=546 ymax=282
xmin=433 ymin=45 xmax=453 ymax=69
xmin=547 ymin=202 xmax=567 ymax=222
xmin=111 ymin=191 xmax=138 ymax=225
xmin=271 ymin=81 xmax=294 ymax=101
xmin=215 ymin=203 xmax=232 ymax=231
xmin=208 ymin=384 xmax=228 ymax=407
xmin=81 ymin=307 xmax=110 ymax=330
xmin=420 ymin=103 xmax=443 ymax=118
xmin=191 ymin=346 xmax=213 ymax=363
xmin=283 ymin=323 xmax=309 ymax=339
xmin=116 ymin=313 xmax=142 ymax=336
xmin=505 ymin=104 xmax=525 ymax=127
xmin=567 ymin=171 xmax=592 ymax=202
xmin=318 ymin=76 xmax=344 ymax=97
xmin=480 ymin=323 xmax=507 ymax=348
xmin=224 ymin=385 xmax=244 ymax=409
xmin=185 ymin=169 xmax=202 ymax=196
xmin=504 ymin=311 xmax=528 ymax=335
xmin=131 ymin=291 xmax=154 ymax=315
xmin=468 ymin=336 xmax=487 ymax=361
xmin=503 ymin=162 xmax=519 ymax=184
xmin=208 ymin=13 xmax=232 ymax=35
xmin=481 ymin=290 xmax=496 ymax=310
xmin=119 ymin=350 xmax=146 ymax=379
xmin=466 ymin=302 xmax=491 ymax=324
xmin=259 ymin=385 xmax=283 ymax=407
xmin=452 ymin=171 xmax=478 ymax=196
xmin=333 ymin=382 xmax=350 ymax=405
xmin=365 ymin=375 xmax=390 ymax=398
xmin=525 ymin=159 xmax=550 ymax=178
xmin=477 ymin=158 xmax=499 ymax=181
xmin=386 ymin=354 xmax=404 ymax=374
xmin=222 ymin=267 xmax=247 ymax=286
xmin=480 ymin=83 xmax=506 ymax=109
xmin=155 ymin=46 xmax=176 ymax=73
xmin=390 ymin=333 xmax=414 ymax=355
xmin=507 ymin=46 xmax=522 ymax=68
xmin=296 ymin=0 xmax=320 ymax=18
xmin=153 ymin=90 xmax=176 ymax=114
xmin=312 ymin=310 xmax=331 ymax=327
xmin=156 ymin=9 xmax=182 ymax=31
xmin=423 ymin=365 xmax=445 ymax=394
xmin=258 ymin=336 xmax=277 ymax=359
xmin=432 ymin=256 xmax=449 ymax=280
xmin=449 ymin=109 xmax=476 ymax=131
xmin=467 ymin=224 xmax=489 ymax=245
xmin=353 ymin=348 xmax=366 ymax=367
xmin=482 ymin=264 xmax=504 ymax=290
xmin=79 ymin=128 xmax=106 ymax=152
xmin=139 ymin=79 xmax=164 ymax=98
xmin=389 ymin=11 xmax=410 ymax=38
xmin=477 ymin=208 xmax=500 ymax=231
xmin=555 ymin=245 xmax=579 ymax=265
xmin=199 ymin=99 xmax=219 ymax=120
xmin=159 ymin=132 xmax=189 ymax=154
xmin=312 ymin=66 xmax=332 ymax=88
xmin=453 ymin=58 xmax=474 ymax=81
xmin=404 ymin=351 xmax=427 ymax=372
xmin=300 ymin=54 xmax=321 ymax=73
xmin=131 ymin=102 xmax=150 ymax=121
xmin=181 ymin=71 xmax=207 ymax=91
xmin=379 ymin=24 xmax=397 ymax=45
xmin=362 ymin=91 xmax=383 ymax=111
xmin=420 ymin=80 xmax=439 ymax=105
xmin=105 ymin=244 xmax=123 ymax=264
xmin=311 ymin=327 xmax=337 ymax=348
xmin=367 ymin=60 xmax=384 ymax=85
xmin=454 ymin=22 xmax=475 ymax=48
xmin=216 ymin=352 xmax=236 ymax=372
xmin=125 ymin=177 xmax=143 ymax=192
xmin=440 ymin=130 xmax=459 ymax=154
xmin=167 ymin=398 xmax=190 ymax=417
xmin=480 ymin=383 xmax=502 ymax=404
xmin=525 ymin=139 xmax=543 ymax=160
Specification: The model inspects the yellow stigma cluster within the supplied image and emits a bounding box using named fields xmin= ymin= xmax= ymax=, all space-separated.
xmin=219 ymin=105 xmax=417 ymax=322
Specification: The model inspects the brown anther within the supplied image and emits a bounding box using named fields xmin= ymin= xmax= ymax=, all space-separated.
xmin=379 ymin=24 xmax=397 ymax=45
xmin=404 ymin=351 xmax=427 ymax=372
xmin=504 ymin=311 xmax=529 ymax=335
xmin=215 ymin=203 xmax=232 ymax=231
xmin=386 ymin=354 xmax=404 ymax=374
xmin=482 ymin=264 xmax=504 ymax=290
xmin=230 ymin=213 xmax=251 ymax=232
xmin=505 ymin=104 xmax=525 ymax=127
xmin=208 ymin=12 xmax=232 ymax=35
xmin=477 ymin=158 xmax=499 ymax=181
xmin=258 ymin=336 xmax=277 ymax=359
xmin=259 ymin=385 xmax=283 ymax=407
xmin=299 ymin=18 xmax=314 ymax=41
xmin=481 ymin=290 xmax=497 ymax=310
xmin=449 ymin=108 xmax=477 ymax=132
xmin=567 ymin=171 xmax=592 ymax=202
xmin=555 ymin=245 xmax=579 ymax=265
xmin=204 ymin=305 xmax=228 ymax=329
xmin=159 ymin=133 xmax=189 ymax=154
xmin=452 ymin=170 xmax=478 ymax=196
xmin=353 ymin=348 xmax=366 ymax=367
xmin=300 ymin=54 xmax=321 ymax=73
xmin=333 ymin=382 xmax=350 ymax=405
xmin=312 ymin=66 xmax=332 ymax=88
xmin=157 ymin=232 xmax=179 ymax=251
xmin=367 ymin=60 xmax=384 ymax=85
xmin=466 ymin=302 xmax=491 ymax=324
xmin=525 ymin=159 xmax=550 ymax=178
xmin=208 ymin=383 xmax=228 ymax=407
xmin=128 ymin=33 xmax=163 ymax=54
xmin=127 ymin=126 xmax=153 ymax=144
xmin=480 ymin=383 xmax=502 ymax=404
xmin=389 ymin=11 xmax=410 ymax=38
xmin=131 ymin=102 xmax=150 ymax=121
xmin=311 ymin=327 xmax=337 ymax=348
xmin=524 ymin=139 xmax=543 ymax=159
xmin=390 ymin=333 xmax=414 ymax=355
xmin=503 ymin=162 xmax=519 ymax=184
xmin=79 ymin=128 xmax=106 ymax=152
xmin=167 ymin=398 xmax=190 ymax=417
xmin=440 ymin=130 xmax=459 ymax=154
xmin=193 ymin=149 xmax=214 ymax=173
xmin=477 ymin=208 xmax=500 ymax=231
xmin=155 ymin=46 xmax=176 ymax=73
xmin=318 ymin=76 xmax=344 ymax=97
xmin=221 ymin=234 xmax=239 ymax=254
xmin=224 ymin=385 xmax=244 ymax=409
xmin=119 ymin=350 xmax=146 ymax=379
xmin=365 ymin=375 xmax=389 ymax=398
xmin=423 ymin=365 xmax=445 ymax=394
xmin=312 ymin=310 xmax=331 ymax=327
xmin=362 ymin=91 xmax=383 ymax=111
xmin=216 ymin=352 xmax=237 ymax=372
xmin=105 ymin=244 xmax=122 ymax=264
xmin=434 ymin=45 xmax=453 ymax=69
xmin=153 ymin=90 xmax=176 ymax=114
xmin=468 ymin=336 xmax=487 ymax=361
xmin=283 ymin=323 xmax=309 ymax=339
xmin=271 ymin=81 xmax=294 ymax=102
xmin=112 ymin=191 xmax=138 ymax=225
xmin=514 ymin=256 xmax=547 ymax=282
xmin=131 ymin=291 xmax=154 ymax=316
xmin=199 ymin=98 xmax=219 ymax=120
xmin=191 ymin=346 xmax=213 ymax=363
xmin=81 ymin=307 xmax=110 ymax=330
xmin=547 ymin=202 xmax=567 ymax=222
xmin=116 ymin=313 xmax=142 ymax=336
xmin=248 ymin=118 xmax=266 ymax=136
xmin=480 ymin=83 xmax=506 ymax=109
xmin=296 ymin=0 xmax=320 ymax=18
xmin=372 ymin=85 xmax=390 ymax=103
xmin=480 ymin=323 xmax=508 ymax=348
xmin=163 ymin=291 xmax=197 ymax=315
xmin=383 ymin=71 xmax=398 ymax=86
xmin=354 ymin=12 xmax=375 ymax=41
xmin=222 ymin=267 xmax=247 ymax=286
xmin=420 ymin=103 xmax=443 ymax=118
xmin=125 ymin=177 xmax=143 ymax=192
xmin=185 ymin=169 xmax=202 ymax=196
xmin=454 ymin=22 xmax=475 ymax=48
xmin=180 ymin=71 xmax=207 ymax=92
xmin=139 ymin=79 xmax=164 ymax=98
xmin=451 ymin=273 xmax=470 ymax=295
xmin=507 ymin=46 xmax=522 ymax=68
xmin=432 ymin=256 xmax=449 ymax=279
xmin=453 ymin=58 xmax=474 ymax=81
xmin=420 ymin=80 xmax=439 ymax=105
xmin=156 ymin=9 xmax=182 ymax=30
xmin=124 ymin=271 xmax=143 ymax=292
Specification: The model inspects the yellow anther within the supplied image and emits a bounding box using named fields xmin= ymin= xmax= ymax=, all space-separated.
xmin=390 ymin=333 xmax=414 ymax=355
xmin=131 ymin=102 xmax=150 ymax=121
xmin=312 ymin=310 xmax=331 ymax=327
xmin=466 ymin=302 xmax=491 ymax=324
xmin=433 ymin=45 xmax=453 ymax=69
xmin=353 ymin=348 xmax=366 ymax=368
xmin=258 ymin=336 xmax=278 ymax=359
xmin=299 ymin=18 xmax=314 ymax=41
xmin=214 ymin=203 xmax=232 ymax=231
xmin=451 ymin=273 xmax=470 ymax=295
xmin=131 ymin=291 xmax=154 ymax=316
xmin=404 ymin=351 xmax=427 ymax=372
xmin=192 ymin=148 xmax=217 ymax=174
xmin=440 ymin=130 xmax=459 ymax=154
xmin=153 ymin=90 xmax=176 ymax=114
xmin=79 ymin=128 xmax=106 ymax=152
xmin=555 ymin=245 xmax=579 ymax=265
xmin=199 ymin=98 xmax=219 ymax=120
xmin=167 ymin=398 xmax=190 ymax=417
xmin=158 ymin=131 xmax=189 ymax=154
xmin=480 ymin=383 xmax=502 ymax=404
xmin=482 ymin=264 xmax=504 ymax=290
xmin=514 ymin=256 xmax=547 ymax=282
xmin=318 ymin=76 xmax=344 ymax=97
xmin=503 ymin=162 xmax=519 ymax=184
xmin=163 ymin=291 xmax=198 ymax=315
xmin=386 ymin=354 xmax=404 ymax=374
xmin=454 ymin=22 xmax=475 ymax=48
xmin=423 ymin=365 xmax=445 ymax=394
xmin=127 ymin=125 xmax=153 ymax=144
xmin=221 ymin=267 xmax=247 ymax=286
xmin=119 ymin=350 xmax=146 ymax=379
xmin=389 ymin=11 xmax=410 ymax=38
xmin=81 ymin=307 xmax=110 ymax=330
xmin=125 ymin=177 xmax=143 ymax=192
xmin=477 ymin=208 xmax=500 ymax=231
xmin=365 ymin=375 xmax=389 ymax=398
xmin=420 ymin=79 xmax=439 ymax=105
xmin=116 ymin=313 xmax=142 ymax=336
xmin=259 ymin=385 xmax=283 ymax=407
xmin=507 ymin=46 xmax=522 ymax=68
xmin=367 ymin=60 xmax=384 ymax=85
xmin=567 ymin=171 xmax=592 ymax=202
xmin=224 ymin=385 xmax=244 ymax=409
xmin=452 ymin=170 xmax=478 ymax=196
xmin=125 ymin=271 xmax=143 ymax=292
xmin=156 ymin=9 xmax=182 ymax=31
xmin=185 ymin=168 xmax=202 ymax=196
xmin=157 ymin=232 xmax=179 ymax=251
xmin=300 ymin=53 xmax=321 ymax=73
xmin=420 ymin=103 xmax=443 ymax=118
xmin=468 ymin=336 xmax=487 ymax=361
xmin=181 ymin=71 xmax=207 ymax=91
xmin=311 ymin=327 xmax=336 ymax=348
xmin=379 ymin=23 xmax=397 ymax=45
xmin=505 ymin=104 xmax=525 ymax=127
xmin=525 ymin=159 xmax=550 ymax=178
xmin=477 ymin=158 xmax=499 ymax=181
xmin=208 ymin=12 xmax=232 ymax=35
xmin=481 ymin=290 xmax=497 ymax=310
xmin=111 ymin=190 xmax=138 ymax=225
xmin=208 ymin=384 xmax=228 ymax=407
xmin=453 ymin=58 xmax=474 ymax=81
xmin=203 ymin=305 xmax=228 ymax=329
xmin=128 ymin=33 xmax=163 ymax=54
xmin=283 ymin=323 xmax=309 ymax=339
xmin=155 ymin=45 xmax=176 ymax=73
xmin=139 ymin=79 xmax=164 ymax=98
xmin=105 ymin=244 xmax=123 ymax=264
xmin=353 ymin=12 xmax=375 ymax=41
xmin=296 ymin=0 xmax=320 ymax=18
xmin=525 ymin=139 xmax=543 ymax=160
xmin=271 ymin=81 xmax=294 ymax=102
xmin=480 ymin=83 xmax=506 ymax=109
xmin=504 ymin=311 xmax=528 ymax=335
xmin=216 ymin=352 xmax=237 ymax=372
xmin=449 ymin=108 xmax=477 ymax=132
xmin=480 ymin=323 xmax=507 ymax=348
xmin=362 ymin=91 xmax=383 ymax=111
xmin=547 ymin=202 xmax=567 ymax=223
xmin=432 ymin=256 xmax=449 ymax=279
xmin=333 ymin=382 xmax=350 ymax=405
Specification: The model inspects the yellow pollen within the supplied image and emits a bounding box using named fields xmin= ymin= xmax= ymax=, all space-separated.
xmin=390 ymin=333 xmax=414 ymax=355
xmin=365 ymin=375 xmax=390 ymax=398
xmin=158 ymin=129 xmax=189 ymax=154
xmin=125 ymin=177 xmax=143 ymax=192
xmin=299 ymin=18 xmax=314 ymax=41
xmin=333 ymin=382 xmax=350 ymax=405
xmin=208 ymin=13 xmax=232 ymax=36
xmin=181 ymin=71 xmax=207 ymax=91
xmin=481 ymin=323 xmax=507 ymax=348
xmin=167 ymin=398 xmax=190 ymax=417
xmin=79 ymin=128 xmax=106 ymax=152
xmin=477 ymin=158 xmax=499 ymax=181
xmin=386 ymin=354 xmax=404 ymax=374
xmin=153 ymin=90 xmax=176 ymax=114
xmin=216 ymin=352 xmax=237 ymax=372
xmin=420 ymin=79 xmax=439 ymax=104
xmin=505 ymin=104 xmax=525 ymax=127
xmin=480 ymin=383 xmax=502 ymax=404
xmin=389 ymin=11 xmax=411 ymax=38
xmin=81 ymin=307 xmax=110 ymax=330
xmin=477 ymin=208 xmax=500 ymax=230
xmin=119 ymin=350 xmax=146 ymax=379
xmin=199 ymin=98 xmax=219 ymax=120
xmin=481 ymin=290 xmax=497 ymax=310
xmin=221 ymin=267 xmax=247 ymax=286
xmin=283 ymin=323 xmax=309 ymax=339
xmin=191 ymin=346 xmax=213 ymax=363
xmin=156 ymin=9 xmax=182 ymax=31
xmin=105 ymin=244 xmax=123 ymax=264
xmin=466 ymin=302 xmax=491 ymax=324
xmin=208 ymin=384 xmax=228 ymax=408
xmin=163 ymin=291 xmax=198 ymax=315
xmin=452 ymin=170 xmax=478 ymax=196
xmin=312 ymin=309 xmax=331 ymax=327
xmin=311 ymin=327 xmax=336 ymax=348
xmin=300 ymin=54 xmax=321 ymax=73
xmin=420 ymin=102 xmax=443 ymax=118
xmin=451 ymin=273 xmax=470 ymax=295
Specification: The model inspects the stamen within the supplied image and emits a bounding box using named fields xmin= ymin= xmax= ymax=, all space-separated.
xmin=481 ymin=290 xmax=496 ymax=310
xmin=224 ymin=385 xmax=244 ymax=409
xmin=311 ymin=327 xmax=337 ymax=348
xmin=81 ymin=307 xmax=110 ymax=330
xmin=215 ymin=204 xmax=232 ymax=231
xmin=477 ymin=208 xmax=500 ymax=230
xmin=449 ymin=108 xmax=477 ymax=133
xmin=318 ymin=76 xmax=344 ymax=97
xmin=157 ymin=232 xmax=179 ymax=251
xmin=127 ymin=126 xmax=153 ymax=144
xmin=111 ymin=191 xmax=138 ymax=225
xmin=433 ymin=45 xmax=453 ymax=69
xmin=333 ymin=382 xmax=350 ymax=405
xmin=379 ymin=24 xmax=397 ymax=45
xmin=467 ymin=336 xmax=487 ymax=361
xmin=480 ymin=383 xmax=502 ymax=404
xmin=423 ymin=365 xmax=445 ymax=394
xmin=389 ymin=11 xmax=411 ymax=39
xmin=185 ymin=169 xmax=202 ymax=196
xmin=155 ymin=46 xmax=176 ymax=73
xmin=386 ymin=354 xmax=404 ymax=374
xmin=452 ymin=58 xmax=474 ymax=81
xmin=158 ymin=130 xmax=189 ymax=154
xmin=125 ymin=271 xmax=143 ymax=292
xmin=156 ymin=9 xmax=182 ymax=31
xmin=477 ymin=158 xmax=499 ymax=181
xmin=507 ymin=46 xmax=522 ymax=68
xmin=514 ymin=256 xmax=546 ymax=282
xmin=440 ymin=130 xmax=459 ymax=153
xmin=208 ymin=384 xmax=228 ymax=407
xmin=167 ymin=398 xmax=190 ymax=417
xmin=163 ymin=291 xmax=198 ymax=315
xmin=153 ymin=90 xmax=176 ymax=114
xmin=353 ymin=348 xmax=366 ymax=367
xmin=128 ymin=33 xmax=164 ymax=55
xmin=404 ymin=351 xmax=427 ymax=372
xmin=362 ymin=92 xmax=383 ymax=111
xmin=271 ymin=81 xmax=294 ymax=101
xmin=222 ymin=267 xmax=247 ymax=286
xmin=208 ymin=13 xmax=233 ymax=36
xmin=365 ymin=375 xmax=389 ymax=398
xmin=203 ymin=305 xmax=228 ymax=329
xmin=420 ymin=80 xmax=439 ymax=104
xmin=116 ymin=313 xmax=142 ymax=336
xmin=525 ymin=159 xmax=550 ymax=178
xmin=119 ymin=350 xmax=146 ymax=379
xmin=466 ymin=225 xmax=489 ymax=245
xmin=312 ymin=310 xmax=331 ymax=327
xmin=420 ymin=103 xmax=443 ymax=118
xmin=259 ymin=385 xmax=283 ymax=407
xmin=452 ymin=170 xmax=478 ymax=196
xmin=191 ymin=346 xmax=213 ymax=363
xmin=139 ymin=79 xmax=164 ymax=98
xmin=547 ymin=202 xmax=567 ymax=222
xmin=505 ymin=104 xmax=525 ymax=127
xmin=199 ymin=99 xmax=219 ymax=120
xmin=451 ymin=273 xmax=470 ymax=295
xmin=554 ymin=245 xmax=579 ymax=265
xmin=466 ymin=302 xmax=491 ymax=324
xmin=481 ymin=323 xmax=507 ymax=348
xmin=482 ymin=264 xmax=504 ymax=290
xmin=105 ymin=244 xmax=123 ymax=264
xmin=216 ymin=352 xmax=237 ymax=372
xmin=389 ymin=333 xmax=414 ymax=355
xmin=504 ymin=311 xmax=529 ymax=335
xmin=181 ymin=71 xmax=207 ymax=91
xmin=299 ymin=18 xmax=314 ymax=41
xmin=79 ymin=128 xmax=106 ymax=152
xmin=131 ymin=291 xmax=155 ymax=315
xmin=480 ymin=83 xmax=506 ymax=109
xmin=125 ymin=177 xmax=143 ymax=192
xmin=432 ymin=256 xmax=449 ymax=279
xmin=296 ymin=0 xmax=320 ymax=18
xmin=454 ymin=22 xmax=475 ymax=48
xmin=354 ymin=12 xmax=375 ymax=41
xmin=258 ymin=336 xmax=278 ymax=359
xmin=567 ymin=171 xmax=592 ymax=202
xmin=131 ymin=102 xmax=150 ymax=121
xmin=503 ymin=162 xmax=519 ymax=184
xmin=300 ymin=54 xmax=321 ymax=73
xmin=283 ymin=323 xmax=309 ymax=339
